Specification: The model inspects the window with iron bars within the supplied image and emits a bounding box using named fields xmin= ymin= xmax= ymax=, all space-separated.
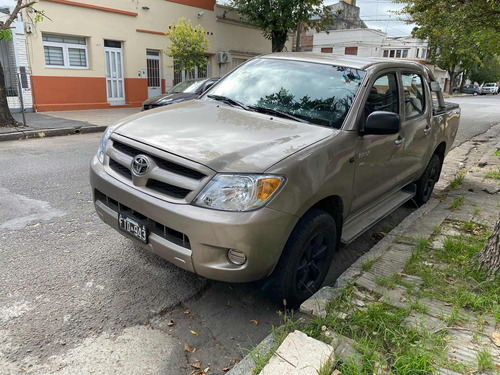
xmin=173 ymin=56 xmax=210 ymax=85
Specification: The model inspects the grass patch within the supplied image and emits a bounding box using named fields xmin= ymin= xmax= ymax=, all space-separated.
xmin=476 ymin=349 xmax=496 ymax=372
xmin=403 ymin=221 xmax=500 ymax=320
xmin=361 ymin=258 xmax=377 ymax=271
xmin=485 ymin=167 xmax=500 ymax=180
xmin=449 ymin=173 xmax=465 ymax=190
xmin=448 ymin=196 xmax=465 ymax=211
xmin=493 ymin=149 xmax=500 ymax=157
xmin=304 ymin=289 xmax=447 ymax=374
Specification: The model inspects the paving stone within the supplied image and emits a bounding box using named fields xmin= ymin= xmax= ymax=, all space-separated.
xmin=447 ymin=204 xmax=477 ymax=223
xmin=436 ymin=368 xmax=464 ymax=375
xmin=379 ymin=286 xmax=409 ymax=309
xmin=447 ymin=329 xmax=500 ymax=369
xmin=261 ymin=331 xmax=333 ymax=375
xmin=300 ymin=287 xmax=340 ymax=318
xmin=398 ymin=274 xmax=424 ymax=287
xmin=329 ymin=332 xmax=362 ymax=367
xmin=403 ymin=311 xmax=447 ymax=332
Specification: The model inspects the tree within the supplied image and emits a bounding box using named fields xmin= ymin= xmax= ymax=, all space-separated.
xmin=396 ymin=0 xmax=500 ymax=94
xmin=0 ymin=0 xmax=42 ymax=128
xmin=477 ymin=219 xmax=500 ymax=278
xmin=469 ymin=55 xmax=500 ymax=85
xmin=165 ymin=18 xmax=209 ymax=80
xmin=230 ymin=0 xmax=335 ymax=53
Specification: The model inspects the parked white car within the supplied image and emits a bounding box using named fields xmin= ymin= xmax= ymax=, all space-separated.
xmin=481 ymin=83 xmax=499 ymax=95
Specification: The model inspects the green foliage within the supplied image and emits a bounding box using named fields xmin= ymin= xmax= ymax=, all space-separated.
xmin=469 ymin=55 xmax=500 ymax=84
xmin=230 ymin=0 xmax=334 ymax=52
xmin=165 ymin=18 xmax=209 ymax=75
xmin=396 ymin=0 xmax=500 ymax=93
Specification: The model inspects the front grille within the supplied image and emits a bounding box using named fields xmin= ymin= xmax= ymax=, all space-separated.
xmin=94 ymin=189 xmax=191 ymax=249
xmin=109 ymin=159 xmax=132 ymax=180
xmin=112 ymin=141 xmax=205 ymax=180
xmin=146 ymin=179 xmax=191 ymax=199
xmin=108 ymin=140 xmax=208 ymax=201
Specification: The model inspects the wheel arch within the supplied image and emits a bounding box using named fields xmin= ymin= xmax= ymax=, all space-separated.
xmin=310 ymin=195 xmax=344 ymax=250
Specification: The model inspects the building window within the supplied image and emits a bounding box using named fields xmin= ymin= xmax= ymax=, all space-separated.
xmin=321 ymin=47 xmax=333 ymax=53
xmin=232 ymin=58 xmax=246 ymax=69
xmin=345 ymin=47 xmax=358 ymax=56
xmin=173 ymin=56 xmax=210 ymax=85
xmin=383 ymin=49 xmax=409 ymax=59
xmin=43 ymin=34 xmax=88 ymax=69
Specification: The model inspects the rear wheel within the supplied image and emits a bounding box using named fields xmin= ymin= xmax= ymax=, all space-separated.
xmin=415 ymin=154 xmax=442 ymax=206
xmin=270 ymin=209 xmax=337 ymax=307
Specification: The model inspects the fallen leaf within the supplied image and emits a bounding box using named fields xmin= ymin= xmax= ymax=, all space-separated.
xmin=492 ymin=331 xmax=500 ymax=347
xmin=203 ymin=366 xmax=210 ymax=373
xmin=249 ymin=320 xmax=258 ymax=326
xmin=444 ymin=302 xmax=452 ymax=306
xmin=189 ymin=361 xmax=201 ymax=369
xmin=192 ymin=347 xmax=197 ymax=353
xmin=184 ymin=343 xmax=192 ymax=353
xmin=495 ymin=363 xmax=500 ymax=371
xmin=146 ymin=323 xmax=150 ymax=327
xmin=167 ymin=320 xmax=175 ymax=326
xmin=222 ymin=366 xmax=232 ymax=371
xmin=184 ymin=309 xmax=190 ymax=314
xmin=333 ymin=370 xmax=341 ymax=375
xmin=76 ymin=192 xmax=82 ymax=194
xmin=191 ymin=330 xmax=199 ymax=335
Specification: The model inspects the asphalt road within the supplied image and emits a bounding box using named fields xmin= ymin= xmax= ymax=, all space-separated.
xmin=0 ymin=94 xmax=498 ymax=375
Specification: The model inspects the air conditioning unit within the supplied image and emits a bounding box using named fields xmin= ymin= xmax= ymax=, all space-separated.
xmin=216 ymin=51 xmax=231 ymax=64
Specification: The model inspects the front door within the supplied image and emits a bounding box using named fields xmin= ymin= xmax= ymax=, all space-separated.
xmin=351 ymin=72 xmax=404 ymax=214
xmin=147 ymin=50 xmax=161 ymax=98
xmin=104 ymin=41 xmax=125 ymax=105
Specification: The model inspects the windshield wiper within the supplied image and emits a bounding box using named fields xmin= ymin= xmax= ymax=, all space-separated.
xmin=248 ymin=105 xmax=309 ymax=123
xmin=207 ymin=95 xmax=249 ymax=111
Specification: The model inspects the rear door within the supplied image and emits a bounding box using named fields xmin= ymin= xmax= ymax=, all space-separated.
xmin=397 ymin=72 xmax=432 ymax=185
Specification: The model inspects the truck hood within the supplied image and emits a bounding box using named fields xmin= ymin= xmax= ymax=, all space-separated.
xmin=114 ymin=100 xmax=334 ymax=172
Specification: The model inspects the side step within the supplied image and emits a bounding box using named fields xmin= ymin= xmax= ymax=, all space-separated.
xmin=341 ymin=185 xmax=416 ymax=245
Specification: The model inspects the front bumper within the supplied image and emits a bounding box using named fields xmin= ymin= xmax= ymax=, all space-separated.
xmin=90 ymin=156 xmax=298 ymax=283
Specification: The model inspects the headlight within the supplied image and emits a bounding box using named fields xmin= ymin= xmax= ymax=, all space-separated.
xmin=193 ymin=174 xmax=285 ymax=212
xmin=97 ymin=127 xmax=114 ymax=164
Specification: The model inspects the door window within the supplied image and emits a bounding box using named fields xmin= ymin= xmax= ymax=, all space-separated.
xmin=363 ymin=73 xmax=399 ymax=122
xmin=402 ymin=73 xmax=425 ymax=119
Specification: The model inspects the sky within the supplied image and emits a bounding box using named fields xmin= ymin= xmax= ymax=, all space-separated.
xmin=326 ymin=0 xmax=415 ymax=37
xmin=217 ymin=0 xmax=415 ymax=38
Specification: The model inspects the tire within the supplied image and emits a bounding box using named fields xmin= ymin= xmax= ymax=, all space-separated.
xmin=270 ymin=208 xmax=337 ymax=307
xmin=473 ymin=92 xmax=478 ymax=96
xmin=415 ymin=154 xmax=442 ymax=206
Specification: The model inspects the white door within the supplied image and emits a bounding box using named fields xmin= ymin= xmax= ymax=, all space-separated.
xmin=147 ymin=50 xmax=161 ymax=98
xmin=105 ymin=47 xmax=125 ymax=105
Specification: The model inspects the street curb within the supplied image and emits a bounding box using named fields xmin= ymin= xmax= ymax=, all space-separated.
xmin=0 ymin=125 xmax=107 ymax=142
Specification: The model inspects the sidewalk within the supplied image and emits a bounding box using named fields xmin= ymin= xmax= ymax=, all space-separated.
xmin=229 ymin=124 xmax=500 ymax=375
xmin=0 ymin=108 xmax=140 ymax=142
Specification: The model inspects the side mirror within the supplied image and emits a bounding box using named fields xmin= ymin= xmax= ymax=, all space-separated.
xmin=202 ymin=82 xmax=216 ymax=93
xmin=430 ymin=81 xmax=441 ymax=92
xmin=362 ymin=111 xmax=400 ymax=135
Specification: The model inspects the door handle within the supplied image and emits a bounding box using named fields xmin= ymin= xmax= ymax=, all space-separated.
xmin=395 ymin=137 xmax=405 ymax=146
xmin=424 ymin=127 xmax=431 ymax=135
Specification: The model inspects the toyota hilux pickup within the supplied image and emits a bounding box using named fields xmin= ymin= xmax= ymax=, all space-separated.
xmin=90 ymin=53 xmax=460 ymax=305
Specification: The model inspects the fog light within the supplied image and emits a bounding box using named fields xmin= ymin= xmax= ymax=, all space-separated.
xmin=227 ymin=249 xmax=247 ymax=265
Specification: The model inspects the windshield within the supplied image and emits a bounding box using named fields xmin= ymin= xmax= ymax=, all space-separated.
xmin=484 ymin=83 xmax=495 ymax=87
xmin=205 ymin=58 xmax=365 ymax=128
xmin=168 ymin=79 xmax=206 ymax=94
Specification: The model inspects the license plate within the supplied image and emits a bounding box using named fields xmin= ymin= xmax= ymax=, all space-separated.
xmin=118 ymin=213 xmax=148 ymax=244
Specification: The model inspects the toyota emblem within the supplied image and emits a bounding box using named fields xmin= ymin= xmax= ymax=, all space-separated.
xmin=132 ymin=155 xmax=150 ymax=175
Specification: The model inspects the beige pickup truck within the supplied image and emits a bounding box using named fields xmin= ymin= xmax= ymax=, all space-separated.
xmin=90 ymin=53 xmax=460 ymax=305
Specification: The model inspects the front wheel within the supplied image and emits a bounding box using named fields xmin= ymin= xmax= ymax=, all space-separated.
xmin=270 ymin=209 xmax=337 ymax=307
xmin=415 ymin=154 xmax=442 ymax=206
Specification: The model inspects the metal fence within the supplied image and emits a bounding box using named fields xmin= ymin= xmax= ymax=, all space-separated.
xmin=2 ymin=65 xmax=20 ymax=97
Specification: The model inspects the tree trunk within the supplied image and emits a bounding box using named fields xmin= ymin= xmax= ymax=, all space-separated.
xmin=0 ymin=62 xmax=19 ymax=128
xmin=447 ymin=70 xmax=456 ymax=95
xmin=477 ymin=218 xmax=500 ymax=278
xmin=295 ymin=22 xmax=302 ymax=52
xmin=271 ymin=30 xmax=289 ymax=52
